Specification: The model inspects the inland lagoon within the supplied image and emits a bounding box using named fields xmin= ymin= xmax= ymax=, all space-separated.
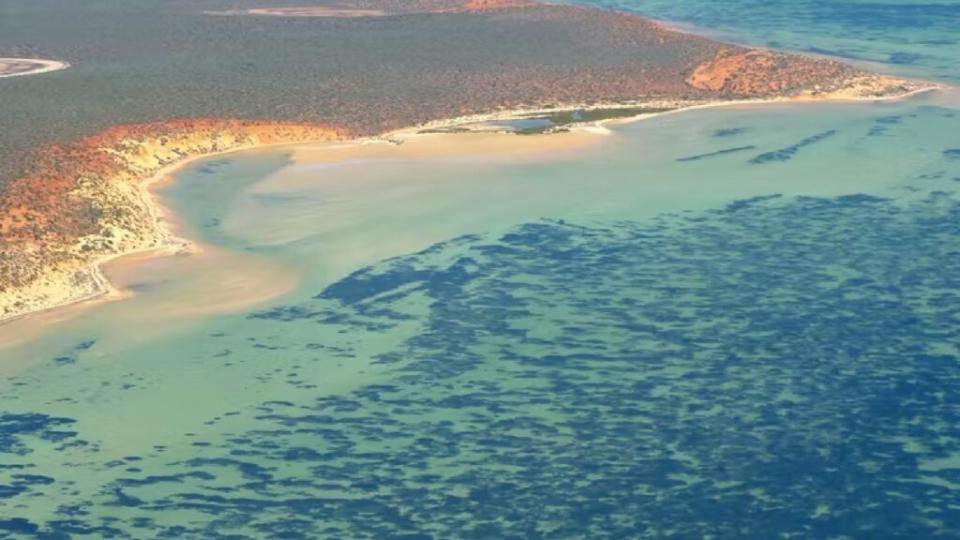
xmin=2 ymin=1 xmax=960 ymax=538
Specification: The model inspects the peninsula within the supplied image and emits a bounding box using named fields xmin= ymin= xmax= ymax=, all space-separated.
xmin=0 ymin=0 xmax=931 ymax=322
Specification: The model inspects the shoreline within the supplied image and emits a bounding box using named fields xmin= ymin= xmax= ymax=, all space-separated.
xmin=0 ymin=82 xmax=945 ymax=329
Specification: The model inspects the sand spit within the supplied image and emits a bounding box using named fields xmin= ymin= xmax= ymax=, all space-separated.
xmin=0 ymin=58 xmax=69 ymax=78
xmin=290 ymin=128 xmax=604 ymax=167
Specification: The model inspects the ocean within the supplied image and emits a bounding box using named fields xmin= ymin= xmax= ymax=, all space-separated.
xmin=1 ymin=1 xmax=959 ymax=537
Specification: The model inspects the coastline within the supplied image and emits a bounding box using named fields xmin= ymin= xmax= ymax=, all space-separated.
xmin=0 ymin=81 xmax=944 ymax=330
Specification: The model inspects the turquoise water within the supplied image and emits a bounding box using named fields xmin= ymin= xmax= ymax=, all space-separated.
xmin=2 ymin=4 xmax=960 ymax=538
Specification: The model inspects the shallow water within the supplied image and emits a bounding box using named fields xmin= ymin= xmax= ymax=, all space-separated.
xmin=2 ymin=4 xmax=960 ymax=538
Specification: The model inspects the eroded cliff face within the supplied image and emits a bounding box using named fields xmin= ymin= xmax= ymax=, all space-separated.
xmin=0 ymin=120 xmax=346 ymax=320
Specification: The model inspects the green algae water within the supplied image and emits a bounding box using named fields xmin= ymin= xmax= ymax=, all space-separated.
xmin=3 ymin=7 xmax=960 ymax=539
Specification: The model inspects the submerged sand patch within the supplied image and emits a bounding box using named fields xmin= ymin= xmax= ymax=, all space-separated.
xmin=222 ymin=129 xmax=607 ymax=247
xmin=0 ymin=58 xmax=69 ymax=78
